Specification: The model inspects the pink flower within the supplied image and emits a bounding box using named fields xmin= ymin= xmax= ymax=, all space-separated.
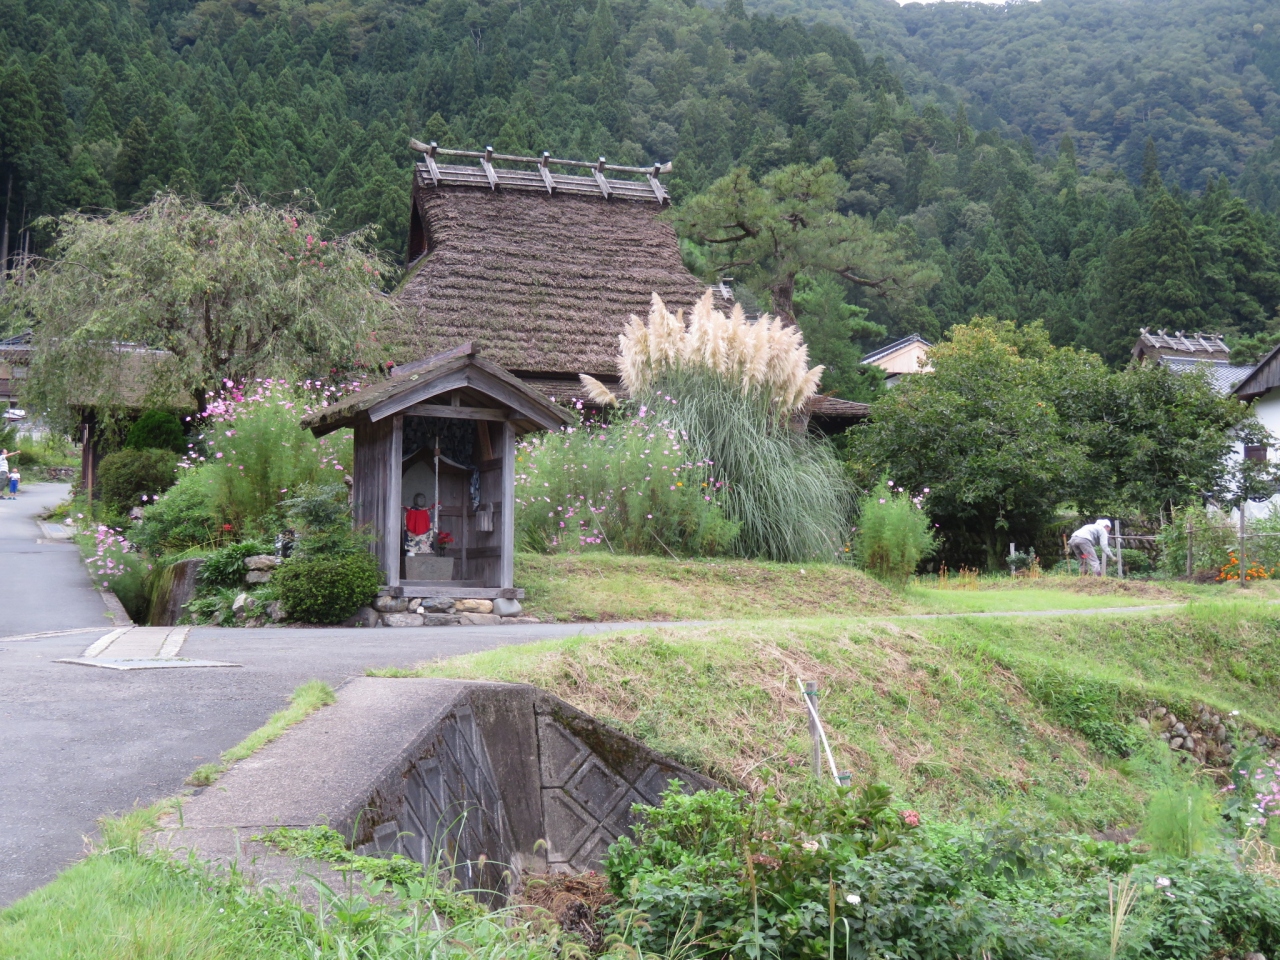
xmin=900 ymin=810 xmax=920 ymax=827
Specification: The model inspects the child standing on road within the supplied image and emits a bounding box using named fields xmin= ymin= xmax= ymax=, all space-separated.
xmin=8 ymin=469 xmax=19 ymax=495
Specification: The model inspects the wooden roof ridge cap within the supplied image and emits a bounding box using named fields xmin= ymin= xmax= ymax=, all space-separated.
xmin=410 ymin=139 xmax=672 ymax=177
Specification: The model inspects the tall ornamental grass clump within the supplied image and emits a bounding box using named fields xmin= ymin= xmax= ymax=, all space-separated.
xmin=186 ymin=378 xmax=354 ymax=534
xmin=854 ymin=479 xmax=938 ymax=583
xmin=584 ymin=291 xmax=850 ymax=562
xmin=516 ymin=409 xmax=738 ymax=556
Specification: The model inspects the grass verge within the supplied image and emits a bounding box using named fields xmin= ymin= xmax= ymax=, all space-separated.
xmin=514 ymin=551 xmax=902 ymax=620
xmin=186 ymin=680 xmax=336 ymax=786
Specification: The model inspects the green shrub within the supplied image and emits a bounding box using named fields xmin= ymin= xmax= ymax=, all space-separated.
xmin=1143 ymin=785 xmax=1225 ymax=858
xmin=125 ymin=410 xmax=186 ymax=453
xmin=1157 ymin=505 xmax=1237 ymax=577
xmin=854 ymin=479 xmax=938 ymax=582
xmin=95 ymin=448 xmax=178 ymax=513
xmin=197 ymin=540 xmax=271 ymax=590
xmin=198 ymin=380 xmax=352 ymax=534
xmin=131 ymin=470 xmax=223 ymax=553
xmin=281 ymin=483 xmax=368 ymax=558
xmin=516 ymin=412 xmax=739 ymax=556
xmin=650 ymin=370 xmax=851 ymax=562
xmin=274 ymin=551 xmax=380 ymax=624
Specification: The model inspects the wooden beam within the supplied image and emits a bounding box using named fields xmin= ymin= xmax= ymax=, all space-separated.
xmin=500 ymin=421 xmax=516 ymax=590
xmin=368 ymin=369 xmax=469 ymax=422
xmin=464 ymin=367 xmax=570 ymax=431
xmin=386 ymin=584 xmax=524 ymax=600
xmin=386 ymin=415 xmax=403 ymax=587
xmin=401 ymin=403 xmax=510 ymax=421
xmin=476 ymin=420 xmax=494 ymax=461
xmin=539 ymin=153 xmax=555 ymax=194
xmin=647 ymin=171 xmax=668 ymax=204
xmin=593 ymin=157 xmax=611 ymax=199
xmin=482 ymin=146 xmax=498 ymax=190
xmin=390 ymin=342 xmax=473 ymax=378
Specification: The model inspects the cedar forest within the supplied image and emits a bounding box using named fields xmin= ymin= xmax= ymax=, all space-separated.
xmin=3 ymin=0 xmax=1280 ymax=394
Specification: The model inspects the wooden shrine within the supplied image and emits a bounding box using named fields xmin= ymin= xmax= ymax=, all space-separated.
xmin=300 ymin=344 xmax=573 ymax=598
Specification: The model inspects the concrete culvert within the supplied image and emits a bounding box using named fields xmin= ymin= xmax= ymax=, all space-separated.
xmin=157 ymin=678 xmax=719 ymax=900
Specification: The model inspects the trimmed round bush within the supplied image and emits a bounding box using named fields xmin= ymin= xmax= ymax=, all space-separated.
xmin=126 ymin=410 xmax=187 ymax=454
xmin=274 ymin=552 xmax=380 ymax=624
xmin=96 ymin=448 xmax=179 ymax=513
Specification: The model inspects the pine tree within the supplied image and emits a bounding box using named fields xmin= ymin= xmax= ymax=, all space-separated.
xmin=1140 ymin=136 xmax=1162 ymax=194
xmin=113 ymin=117 xmax=151 ymax=207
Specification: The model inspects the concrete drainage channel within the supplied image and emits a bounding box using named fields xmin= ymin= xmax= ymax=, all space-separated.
xmin=156 ymin=678 xmax=717 ymax=897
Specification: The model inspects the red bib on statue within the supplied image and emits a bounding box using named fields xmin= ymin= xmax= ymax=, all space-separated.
xmin=405 ymin=509 xmax=432 ymax=536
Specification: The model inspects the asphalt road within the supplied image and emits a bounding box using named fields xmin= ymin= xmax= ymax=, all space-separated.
xmin=0 ymin=484 xmax=656 ymax=906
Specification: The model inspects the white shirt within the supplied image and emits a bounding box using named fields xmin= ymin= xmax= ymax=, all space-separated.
xmin=1071 ymin=521 xmax=1114 ymax=557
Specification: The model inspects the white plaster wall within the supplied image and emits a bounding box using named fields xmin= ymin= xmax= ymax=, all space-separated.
xmin=1230 ymin=388 xmax=1280 ymax=520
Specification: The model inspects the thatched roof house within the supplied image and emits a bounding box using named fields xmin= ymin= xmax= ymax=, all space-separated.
xmin=393 ymin=144 xmax=707 ymax=395
xmin=391 ymin=143 xmax=868 ymax=428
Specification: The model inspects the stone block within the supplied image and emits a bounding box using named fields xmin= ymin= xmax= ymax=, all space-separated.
xmin=421 ymin=597 xmax=456 ymax=614
xmin=492 ymin=597 xmax=522 ymax=617
xmin=231 ymin=592 xmax=251 ymax=614
xmin=459 ymin=612 xmax=502 ymax=625
xmin=405 ymin=555 xmax=455 ymax=580
xmin=266 ymin=600 xmax=286 ymax=622
xmin=343 ymin=605 xmax=379 ymax=628
xmin=374 ymin=596 xmax=408 ymax=613
xmin=382 ymin=612 xmax=425 ymax=627
xmin=422 ymin=613 xmax=462 ymax=626
xmin=510 ymin=616 xmax=541 ymax=624
xmin=456 ymin=599 xmax=493 ymax=614
xmin=244 ymin=570 xmax=272 ymax=585
xmin=244 ymin=555 xmax=280 ymax=571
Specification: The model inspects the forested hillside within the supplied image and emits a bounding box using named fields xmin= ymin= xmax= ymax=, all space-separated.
xmin=750 ymin=0 xmax=1280 ymax=206
xmin=1 ymin=0 xmax=1279 ymax=392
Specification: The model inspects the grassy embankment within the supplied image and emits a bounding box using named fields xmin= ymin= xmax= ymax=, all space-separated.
xmin=513 ymin=551 xmax=1226 ymax=620
xmin=385 ymin=591 xmax=1280 ymax=830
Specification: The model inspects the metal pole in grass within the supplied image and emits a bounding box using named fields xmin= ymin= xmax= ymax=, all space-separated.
xmin=798 ymin=679 xmax=841 ymax=784
xmin=1240 ymin=505 xmax=1248 ymax=591
xmin=1116 ymin=520 xmax=1124 ymax=579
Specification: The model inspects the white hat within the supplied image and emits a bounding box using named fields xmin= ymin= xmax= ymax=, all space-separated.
xmin=1097 ymin=518 xmax=1111 ymax=528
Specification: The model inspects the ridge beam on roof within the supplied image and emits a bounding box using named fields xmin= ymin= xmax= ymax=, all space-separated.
xmin=408 ymin=139 xmax=673 ymax=177
xmin=592 ymin=158 xmax=611 ymax=199
xmin=647 ymin=165 xmax=668 ymax=203
xmin=539 ymin=153 xmax=555 ymax=195
xmin=482 ymin=146 xmax=498 ymax=191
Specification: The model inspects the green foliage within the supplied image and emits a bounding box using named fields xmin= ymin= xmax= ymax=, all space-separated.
xmin=17 ymin=194 xmax=393 ymax=431
xmin=125 ymin=410 xmax=185 ymax=454
xmin=280 ymin=484 xmax=367 ymax=558
xmin=255 ymin=826 xmax=425 ymax=887
xmin=1155 ymin=505 xmax=1239 ymax=577
xmin=130 ymin=470 xmax=223 ymax=554
xmin=197 ymin=380 xmax=353 ymax=535
xmin=516 ymin=410 xmax=739 ymax=557
xmin=671 ymin=161 xmax=938 ymax=323
xmin=196 ymin=540 xmax=271 ymax=590
xmin=274 ymin=552 xmax=379 ymax=624
xmin=847 ymin=320 xmax=1248 ymax=570
xmin=853 ymin=479 xmax=938 ymax=582
xmin=651 ymin=369 xmax=852 ymax=562
xmin=605 ymin=783 xmax=918 ymax=956
xmin=95 ymin=447 xmax=178 ymax=513
xmin=1022 ymin=670 xmax=1141 ymax=758
xmin=1142 ymin=785 xmax=1225 ymax=858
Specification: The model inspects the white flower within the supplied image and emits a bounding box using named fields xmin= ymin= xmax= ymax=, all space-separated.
xmin=802 ymin=840 xmax=819 ymax=852
xmin=845 ymin=893 xmax=861 ymax=905
xmin=1155 ymin=876 xmax=1171 ymax=888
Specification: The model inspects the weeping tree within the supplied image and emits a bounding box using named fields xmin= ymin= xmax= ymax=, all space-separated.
xmin=582 ymin=291 xmax=851 ymax=562
xmin=8 ymin=191 xmax=396 ymax=432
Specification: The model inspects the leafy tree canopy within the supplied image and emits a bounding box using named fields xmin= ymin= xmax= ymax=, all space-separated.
xmin=15 ymin=193 xmax=394 ymax=430
xmin=845 ymin=318 xmax=1252 ymax=569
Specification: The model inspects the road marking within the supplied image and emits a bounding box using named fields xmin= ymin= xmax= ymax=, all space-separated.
xmin=56 ymin=625 xmax=239 ymax=670
xmin=0 ymin=627 xmax=104 ymax=643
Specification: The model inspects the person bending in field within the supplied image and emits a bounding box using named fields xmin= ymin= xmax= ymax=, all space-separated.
xmin=1068 ymin=518 xmax=1115 ymax=576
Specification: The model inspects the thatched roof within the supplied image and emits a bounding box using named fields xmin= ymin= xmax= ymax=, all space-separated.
xmin=390 ymin=143 xmax=717 ymax=380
